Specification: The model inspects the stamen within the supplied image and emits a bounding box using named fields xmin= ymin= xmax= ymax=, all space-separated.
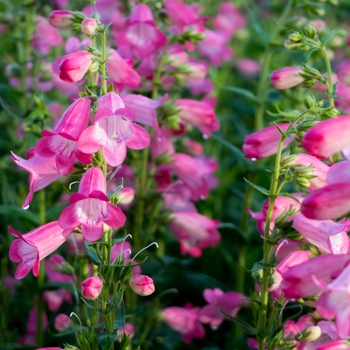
xmin=132 ymin=242 xmax=159 ymax=261
xmin=70 ymin=312 xmax=82 ymax=329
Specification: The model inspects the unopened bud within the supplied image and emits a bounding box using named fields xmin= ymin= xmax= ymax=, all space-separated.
xmin=49 ymin=10 xmax=74 ymax=28
xmin=302 ymin=79 xmax=315 ymax=88
xmin=81 ymin=18 xmax=98 ymax=36
xmin=286 ymin=231 xmax=304 ymax=241
xmin=81 ymin=276 xmax=103 ymax=300
xmin=270 ymin=67 xmax=305 ymax=90
xmin=296 ymin=177 xmax=311 ymax=188
xmin=48 ymin=254 xmax=74 ymax=275
xmin=288 ymin=31 xmax=303 ymax=43
xmin=284 ymin=39 xmax=304 ymax=51
xmin=306 ymin=25 xmax=317 ymax=39
xmin=64 ymin=345 xmax=80 ymax=350
xmin=54 ymin=313 xmax=72 ymax=331
xmin=295 ymin=326 xmax=322 ymax=341
xmin=117 ymin=188 xmax=135 ymax=205
xmin=129 ymin=274 xmax=155 ymax=296
xmin=88 ymin=60 xmax=99 ymax=74
xmin=304 ymin=94 xmax=316 ymax=108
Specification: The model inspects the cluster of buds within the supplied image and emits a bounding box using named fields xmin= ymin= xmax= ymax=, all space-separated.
xmin=284 ymin=25 xmax=321 ymax=51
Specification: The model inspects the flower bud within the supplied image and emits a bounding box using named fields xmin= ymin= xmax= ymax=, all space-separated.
xmin=49 ymin=10 xmax=73 ymax=28
xmin=81 ymin=276 xmax=103 ymax=300
xmin=48 ymin=254 xmax=74 ymax=275
xmin=117 ymin=188 xmax=135 ymax=205
xmin=284 ymin=39 xmax=304 ymax=50
xmin=129 ymin=274 xmax=155 ymax=296
xmin=59 ymin=51 xmax=94 ymax=83
xmin=306 ymin=25 xmax=317 ymax=39
xmin=294 ymin=326 xmax=322 ymax=341
xmin=54 ymin=313 xmax=72 ymax=331
xmin=270 ymin=67 xmax=305 ymax=89
xmin=81 ymin=18 xmax=98 ymax=36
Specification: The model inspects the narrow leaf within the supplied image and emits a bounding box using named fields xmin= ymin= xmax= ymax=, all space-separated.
xmin=98 ymin=331 xmax=118 ymax=350
xmin=244 ymin=178 xmax=270 ymax=196
xmin=85 ymin=240 xmax=101 ymax=265
xmin=219 ymin=85 xmax=261 ymax=105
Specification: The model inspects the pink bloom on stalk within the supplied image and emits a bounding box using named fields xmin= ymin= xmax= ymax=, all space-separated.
xmin=213 ymin=2 xmax=246 ymax=39
xmin=169 ymin=211 xmax=220 ymax=257
xmin=59 ymin=167 xmax=126 ymax=242
xmin=164 ymin=0 xmax=202 ymax=29
xmin=175 ymin=98 xmax=219 ymax=137
xmin=117 ymin=323 xmax=135 ymax=340
xmin=116 ymin=4 xmax=167 ymax=59
xmin=301 ymin=183 xmax=350 ymax=220
xmin=197 ymin=29 xmax=233 ymax=67
xmin=35 ymin=97 xmax=92 ymax=174
xmin=337 ymin=59 xmax=350 ymax=86
xmin=8 ymin=221 xmax=72 ymax=280
xmin=129 ymin=274 xmax=155 ymax=296
xmin=302 ymin=115 xmax=350 ymax=158
xmin=270 ymin=67 xmax=305 ymax=89
xmin=183 ymin=138 xmax=203 ymax=156
xmin=288 ymin=213 xmax=349 ymax=254
xmin=106 ymin=49 xmax=141 ymax=88
xmin=49 ymin=10 xmax=74 ymax=28
xmin=199 ymin=288 xmax=246 ymax=329
xmin=289 ymin=153 xmax=329 ymax=190
xmin=167 ymin=44 xmax=189 ymax=67
xmin=10 ymin=151 xmax=62 ymax=209
xmin=162 ymin=304 xmax=205 ymax=343
xmin=32 ymin=16 xmax=63 ymax=54
xmin=122 ymin=93 xmax=167 ymax=135
xmin=236 ymin=59 xmax=261 ymax=77
xmin=280 ymin=254 xmax=350 ymax=299
xmin=243 ymin=123 xmax=295 ymax=160
xmin=59 ymin=51 xmax=94 ymax=83
xmin=64 ymin=37 xmax=92 ymax=54
xmin=78 ymin=93 xmax=150 ymax=168
xmin=317 ymin=263 xmax=350 ymax=339
xmin=81 ymin=276 xmax=103 ymax=300
xmin=81 ymin=18 xmax=98 ymax=36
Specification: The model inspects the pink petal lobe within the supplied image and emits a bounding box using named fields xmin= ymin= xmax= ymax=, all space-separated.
xmin=126 ymin=124 xmax=150 ymax=150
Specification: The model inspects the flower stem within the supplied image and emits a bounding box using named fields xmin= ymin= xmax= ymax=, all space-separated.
xmin=100 ymin=30 xmax=108 ymax=96
xmin=321 ymin=45 xmax=334 ymax=107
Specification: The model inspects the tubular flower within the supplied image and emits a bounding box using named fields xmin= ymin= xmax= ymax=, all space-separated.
xmin=58 ymin=167 xmax=126 ymax=242
xmin=59 ymin=51 xmax=94 ymax=83
xmin=35 ymin=96 xmax=92 ymax=174
xmin=270 ymin=66 xmax=305 ymax=89
xmin=8 ymin=221 xmax=72 ymax=280
xmin=78 ymin=92 xmax=150 ymax=167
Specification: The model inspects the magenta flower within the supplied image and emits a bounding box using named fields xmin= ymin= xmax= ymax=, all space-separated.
xmin=11 ymin=151 xmax=62 ymax=209
xmin=129 ymin=274 xmax=155 ymax=296
xmin=81 ymin=18 xmax=98 ymax=36
xmin=164 ymin=0 xmax=201 ymax=29
xmin=199 ymin=288 xmax=246 ymax=329
xmin=58 ymin=167 xmax=126 ymax=242
xmin=49 ymin=10 xmax=74 ymax=28
xmin=59 ymin=51 xmax=94 ymax=83
xmin=301 ymin=183 xmax=350 ymax=220
xmin=36 ymin=97 xmax=92 ymax=174
xmin=270 ymin=66 xmax=305 ymax=89
xmin=337 ymin=59 xmax=350 ymax=86
xmin=81 ymin=276 xmax=103 ymax=300
xmin=175 ymin=98 xmax=220 ymax=137
xmin=115 ymin=4 xmax=167 ymax=59
xmin=8 ymin=221 xmax=72 ymax=280
xmin=302 ymin=115 xmax=350 ymax=158
xmin=106 ymin=49 xmax=141 ymax=88
xmin=243 ymin=123 xmax=295 ymax=160
xmin=327 ymin=160 xmax=350 ymax=185
xmin=169 ymin=211 xmax=220 ymax=257
xmin=54 ymin=313 xmax=71 ymax=332
xmin=78 ymin=92 xmax=150 ymax=167
xmin=162 ymin=304 xmax=205 ymax=343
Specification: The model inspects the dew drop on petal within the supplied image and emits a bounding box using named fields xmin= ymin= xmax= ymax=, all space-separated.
xmin=23 ymin=205 xmax=30 ymax=210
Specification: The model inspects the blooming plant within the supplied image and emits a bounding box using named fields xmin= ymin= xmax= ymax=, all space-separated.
xmin=2 ymin=0 xmax=350 ymax=350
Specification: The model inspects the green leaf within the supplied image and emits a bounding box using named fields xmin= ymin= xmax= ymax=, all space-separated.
xmin=85 ymin=240 xmax=101 ymax=265
xmin=0 ymin=205 xmax=40 ymax=225
xmin=244 ymin=178 xmax=270 ymax=196
xmin=218 ymin=85 xmax=261 ymax=105
xmin=278 ymin=192 xmax=302 ymax=203
xmin=216 ymin=302 xmax=259 ymax=335
xmin=113 ymin=303 xmax=125 ymax=331
xmin=81 ymin=297 xmax=102 ymax=313
xmin=245 ymin=6 xmax=269 ymax=43
xmin=98 ymin=331 xmax=118 ymax=350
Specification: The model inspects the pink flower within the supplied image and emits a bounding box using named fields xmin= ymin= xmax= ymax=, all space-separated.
xmin=270 ymin=67 xmax=305 ymax=89
xmin=327 ymin=160 xmax=350 ymax=184
xmin=162 ymin=304 xmax=205 ymax=343
xmin=115 ymin=4 xmax=167 ymax=59
xmin=8 ymin=221 xmax=72 ymax=280
xmin=316 ymin=340 xmax=350 ymax=350
xmin=243 ymin=123 xmax=295 ymax=160
xmin=317 ymin=263 xmax=350 ymax=338
xmin=54 ymin=313 xmax=72 ymax=331
xmin=10 ymin=151 xmax=62 ymax=209
xmin=81 ymin=276 xmax=103 ymax=300
xmin=35 ymin=97 xmax=92 ymax=174
xmin=169 ymin=211 xmax=220 ymax=257
xmin=302 ymin=115 xmax=350 ymax=158
xmin=199 ymin=288 xmax=246 ymax=329
xmin=81 ymin=18 xmax=98 ymax=35
xmin=280 ymin=254 xmax=350 ymax=299
xmin=78 ymin=92 xmax=150 ymax=167
xmin=337 ymin=59 xmax=350 ymax=86
xmin=49 ymin=10 xmax=74 ymax=28
xmin=164 ymin=0 xmax=201 ymax=29
xmin=32 ymin=16 xmax=62 ymax=54
xmin=59 ymin=51 xmax=94 ymax=83
xmin=59 ymin=167 xmax=126 ymax=242
xmin=197 ymin=29 xmax=233 ymax=67
xmin=175 ymin=98 xmax=219 ymax=137
xmin=106 ymin=49 xmax=141 ymax=88
xmin=236 ymin=59 xmax=261 ymax=76
xmin=301 ymin=183 xmax=350 ymax=220
xmin=129 ymin=274 xmax=155 ymax=296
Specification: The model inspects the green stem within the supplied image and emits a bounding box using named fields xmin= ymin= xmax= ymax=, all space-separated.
xmin=36 ymin=261 xmax=45 ymax=348
xmin=321 ymin=45 xmax=334 ymax=107
xmin=100 ymin=30 xmax=108 ymax=95
xmin=255 ymin=0 xmax=294 ymax=131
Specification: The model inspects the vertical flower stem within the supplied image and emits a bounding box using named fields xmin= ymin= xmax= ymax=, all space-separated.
xmin=100 ymin=30 xmax=108 ymax=96
xmin=321 ymin=45 xmax=334 ymax=108
xmin=255 ymin=0 xmax=294 ymax=131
